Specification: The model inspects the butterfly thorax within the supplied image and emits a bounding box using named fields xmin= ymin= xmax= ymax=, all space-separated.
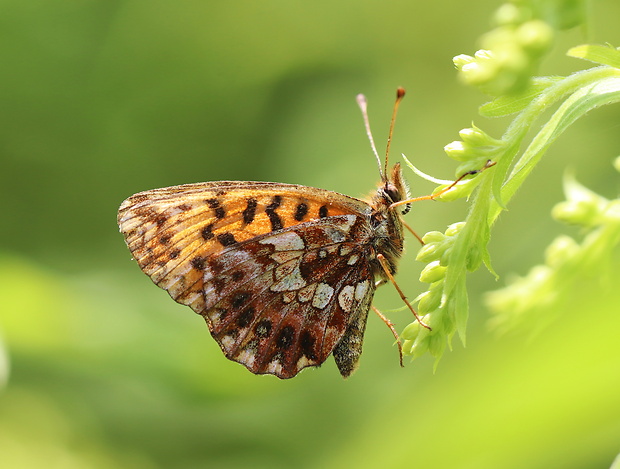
xmin=367 ymin=163 xmax=409 ymax=280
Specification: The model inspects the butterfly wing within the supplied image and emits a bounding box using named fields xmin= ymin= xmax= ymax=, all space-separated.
xmin=201 ymin=217 xmax=377 ymax=378
xmin=118 ymin=181 xmax=377 ymax=378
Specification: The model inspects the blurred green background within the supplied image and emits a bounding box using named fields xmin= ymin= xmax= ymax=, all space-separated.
xmin=1 ymin=1 xmax=619 ymax=468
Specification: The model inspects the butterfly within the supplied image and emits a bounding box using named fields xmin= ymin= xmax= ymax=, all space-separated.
xmin=118 ymin=88 xmax=462 ymax=379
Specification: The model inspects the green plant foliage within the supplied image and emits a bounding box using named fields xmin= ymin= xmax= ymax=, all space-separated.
xmin=487 ymin=167 xmax=620 ymax=333
xmin=403 ymin=60 xmax=620 ymax=362
xmin=455 ymin=0 xmax=587 ymax=95
xmin=401 ymin=3 xmax=620 ymax=369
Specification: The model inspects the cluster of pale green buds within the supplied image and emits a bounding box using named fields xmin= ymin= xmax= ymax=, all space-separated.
xmin=454 ymin=2 xmax=555 ymax=95
xmin=401 ymin=222 xmax=468 ymax=360
xmin=441 ymin=125 xmax=506 ymax=196
xmin=552 ymin=172 xmax=620 ymax=228
xmin=487 ymin=163 xmax=620 ymax=332
xmin=400 ymin=126 xmax=506 ymax=361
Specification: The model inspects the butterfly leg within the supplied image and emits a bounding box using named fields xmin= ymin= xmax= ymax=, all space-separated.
xmin=401 ymin=218 xmax=425 ymax=245
xmin=376 ymin=253 xmax=432 ymax=330
xmin=371 ymin=305 xmax=404 ymax=367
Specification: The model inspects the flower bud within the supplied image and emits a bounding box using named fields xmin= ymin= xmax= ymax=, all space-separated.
xmin=422 ymin=231 xmax=446 ymax=244
xmin=408 ymin=338 xmax=429 ymax=359
xmin=416 ymin=242 xmax=446 ymax=263
xmin=444 ymin=140 xmax=472 ymax=162
xmin=401 ymin=322 xmax=420 ymax=341
xmin=445 ymin=222 xmax=466 ymax=237
xmin=428 ymin=333 xmax=446 ymax=358
xmin=552 ymin=198 xmax=605 ymax=227
xmin=474 ymin=49 xmax=494 ymax=61
xmin=545 ymin=235 xmax=579 ymax=268
xmin=417 ymin=288 xmax=442 ymax=314
xmin=494 ymin=3 xmax=527 ymax=26
xmin=419 ymin=261 xmax=447 ymax=283
xmin=401 ymin=339 xmax=415 ymax=356
xmin=458 ymin=126 xmax=501 ymax=148
xmin=603 ymin=200 xmax=620 ymax=223
xmin=453 ymin=54 xmax=475 ymax=70
xmin=516 ymin=20 xmax=553 ymax=53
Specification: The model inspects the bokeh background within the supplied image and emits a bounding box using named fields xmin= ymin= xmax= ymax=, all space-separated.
xmin=1 ymin=1 xmax=619 ymax=468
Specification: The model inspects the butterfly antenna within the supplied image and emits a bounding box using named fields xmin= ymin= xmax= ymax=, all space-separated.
xmin=384 ymin=87 xmax=406 ymax=178
xmin=357 ymin=93 xmax=384 ymax=180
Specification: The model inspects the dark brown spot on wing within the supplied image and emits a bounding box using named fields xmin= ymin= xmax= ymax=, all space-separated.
xmin=217 ymin=232 xmax=237 ymax=246
xmin=169 ymin=248 xmax=181 ymax=259
xmin=208 ymin=259 xmax=224 ymax=274
xmin=237 ymin=306 xmax=256 ymax=328
xmin=206 ymin=198 xmax=225 ymax=219
xmin=201 ymin=223 xmax=215 ymax=240
xmin=232 ymin=291 xmax=251 ymax=310
xmin=265 ymin=195 xmax=283 ymax=231
xmin=276 ymin=325 xmax=294 ymax=350
xmin=294 ymin=202 xmax=309 ymax=221
xmin=255 ymin=319 xmax=272 ymax=338
xmin=191 ymin=256 xmax=206 ymax=270
xmin=155 ymin=214 xmax=168 ymax=226
xmin=300 ymin=331 xmax=317 ymax=360
xmin=242 ymin=198 xmax=258 ymax=225
xmin=226 ymin=328 xmax=239 ymax=340
xmin=212 ymin=278 xmax=225 ymax=294
xmin=232 ymin=270 xmax=245 ymax=281
xmin=319 ymin=205 xmax=328 ymax=218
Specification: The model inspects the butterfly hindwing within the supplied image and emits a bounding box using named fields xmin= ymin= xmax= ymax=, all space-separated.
xmin=200 ymin=217 xmax=376 ymax=378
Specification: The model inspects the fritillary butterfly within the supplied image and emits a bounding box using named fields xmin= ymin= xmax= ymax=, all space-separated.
xmin=118 ymin=89 xmax=445 ymax=379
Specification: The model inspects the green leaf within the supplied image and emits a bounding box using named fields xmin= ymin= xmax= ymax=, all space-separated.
xmin=490 ymin=73 xmax=620 ymax=224
xmin=479 ymin=77 xmax=563 ymax=117
xmin=568 ymin=44 xmax=620 ymax=69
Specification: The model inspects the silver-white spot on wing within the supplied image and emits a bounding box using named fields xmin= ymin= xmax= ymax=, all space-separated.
xmin=354 ymin=279 xmax=371 ymax=301
xmin=270 ymin=251 xmax=301 ymax=264
xmin=266 ymin=360 xmax=284 ymax=375
xmin=270 ymin=262 xmax=306 ymax=292
xmin=338 ymin=285 xmax=355 ymax=312
xmin=312 ymin=282 xmax=334 ymax=309
xmin=347 ymin=254 xmax=359 ymax=265
xmin=259 ymin=231 xmax=305 ymax=251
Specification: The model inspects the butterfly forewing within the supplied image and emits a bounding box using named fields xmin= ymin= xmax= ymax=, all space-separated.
xmin=118 ymin=181 xmax=378 ymax=378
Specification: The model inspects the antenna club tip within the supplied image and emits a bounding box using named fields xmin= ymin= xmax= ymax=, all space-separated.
xmin=356 ymin=93 xmax=368 ymax=110
xmin=396 ymin=87 xmax=406 ymax=98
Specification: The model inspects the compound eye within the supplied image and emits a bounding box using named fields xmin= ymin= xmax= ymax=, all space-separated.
xmin=384 ymin=183 xmax=401 ymax=204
